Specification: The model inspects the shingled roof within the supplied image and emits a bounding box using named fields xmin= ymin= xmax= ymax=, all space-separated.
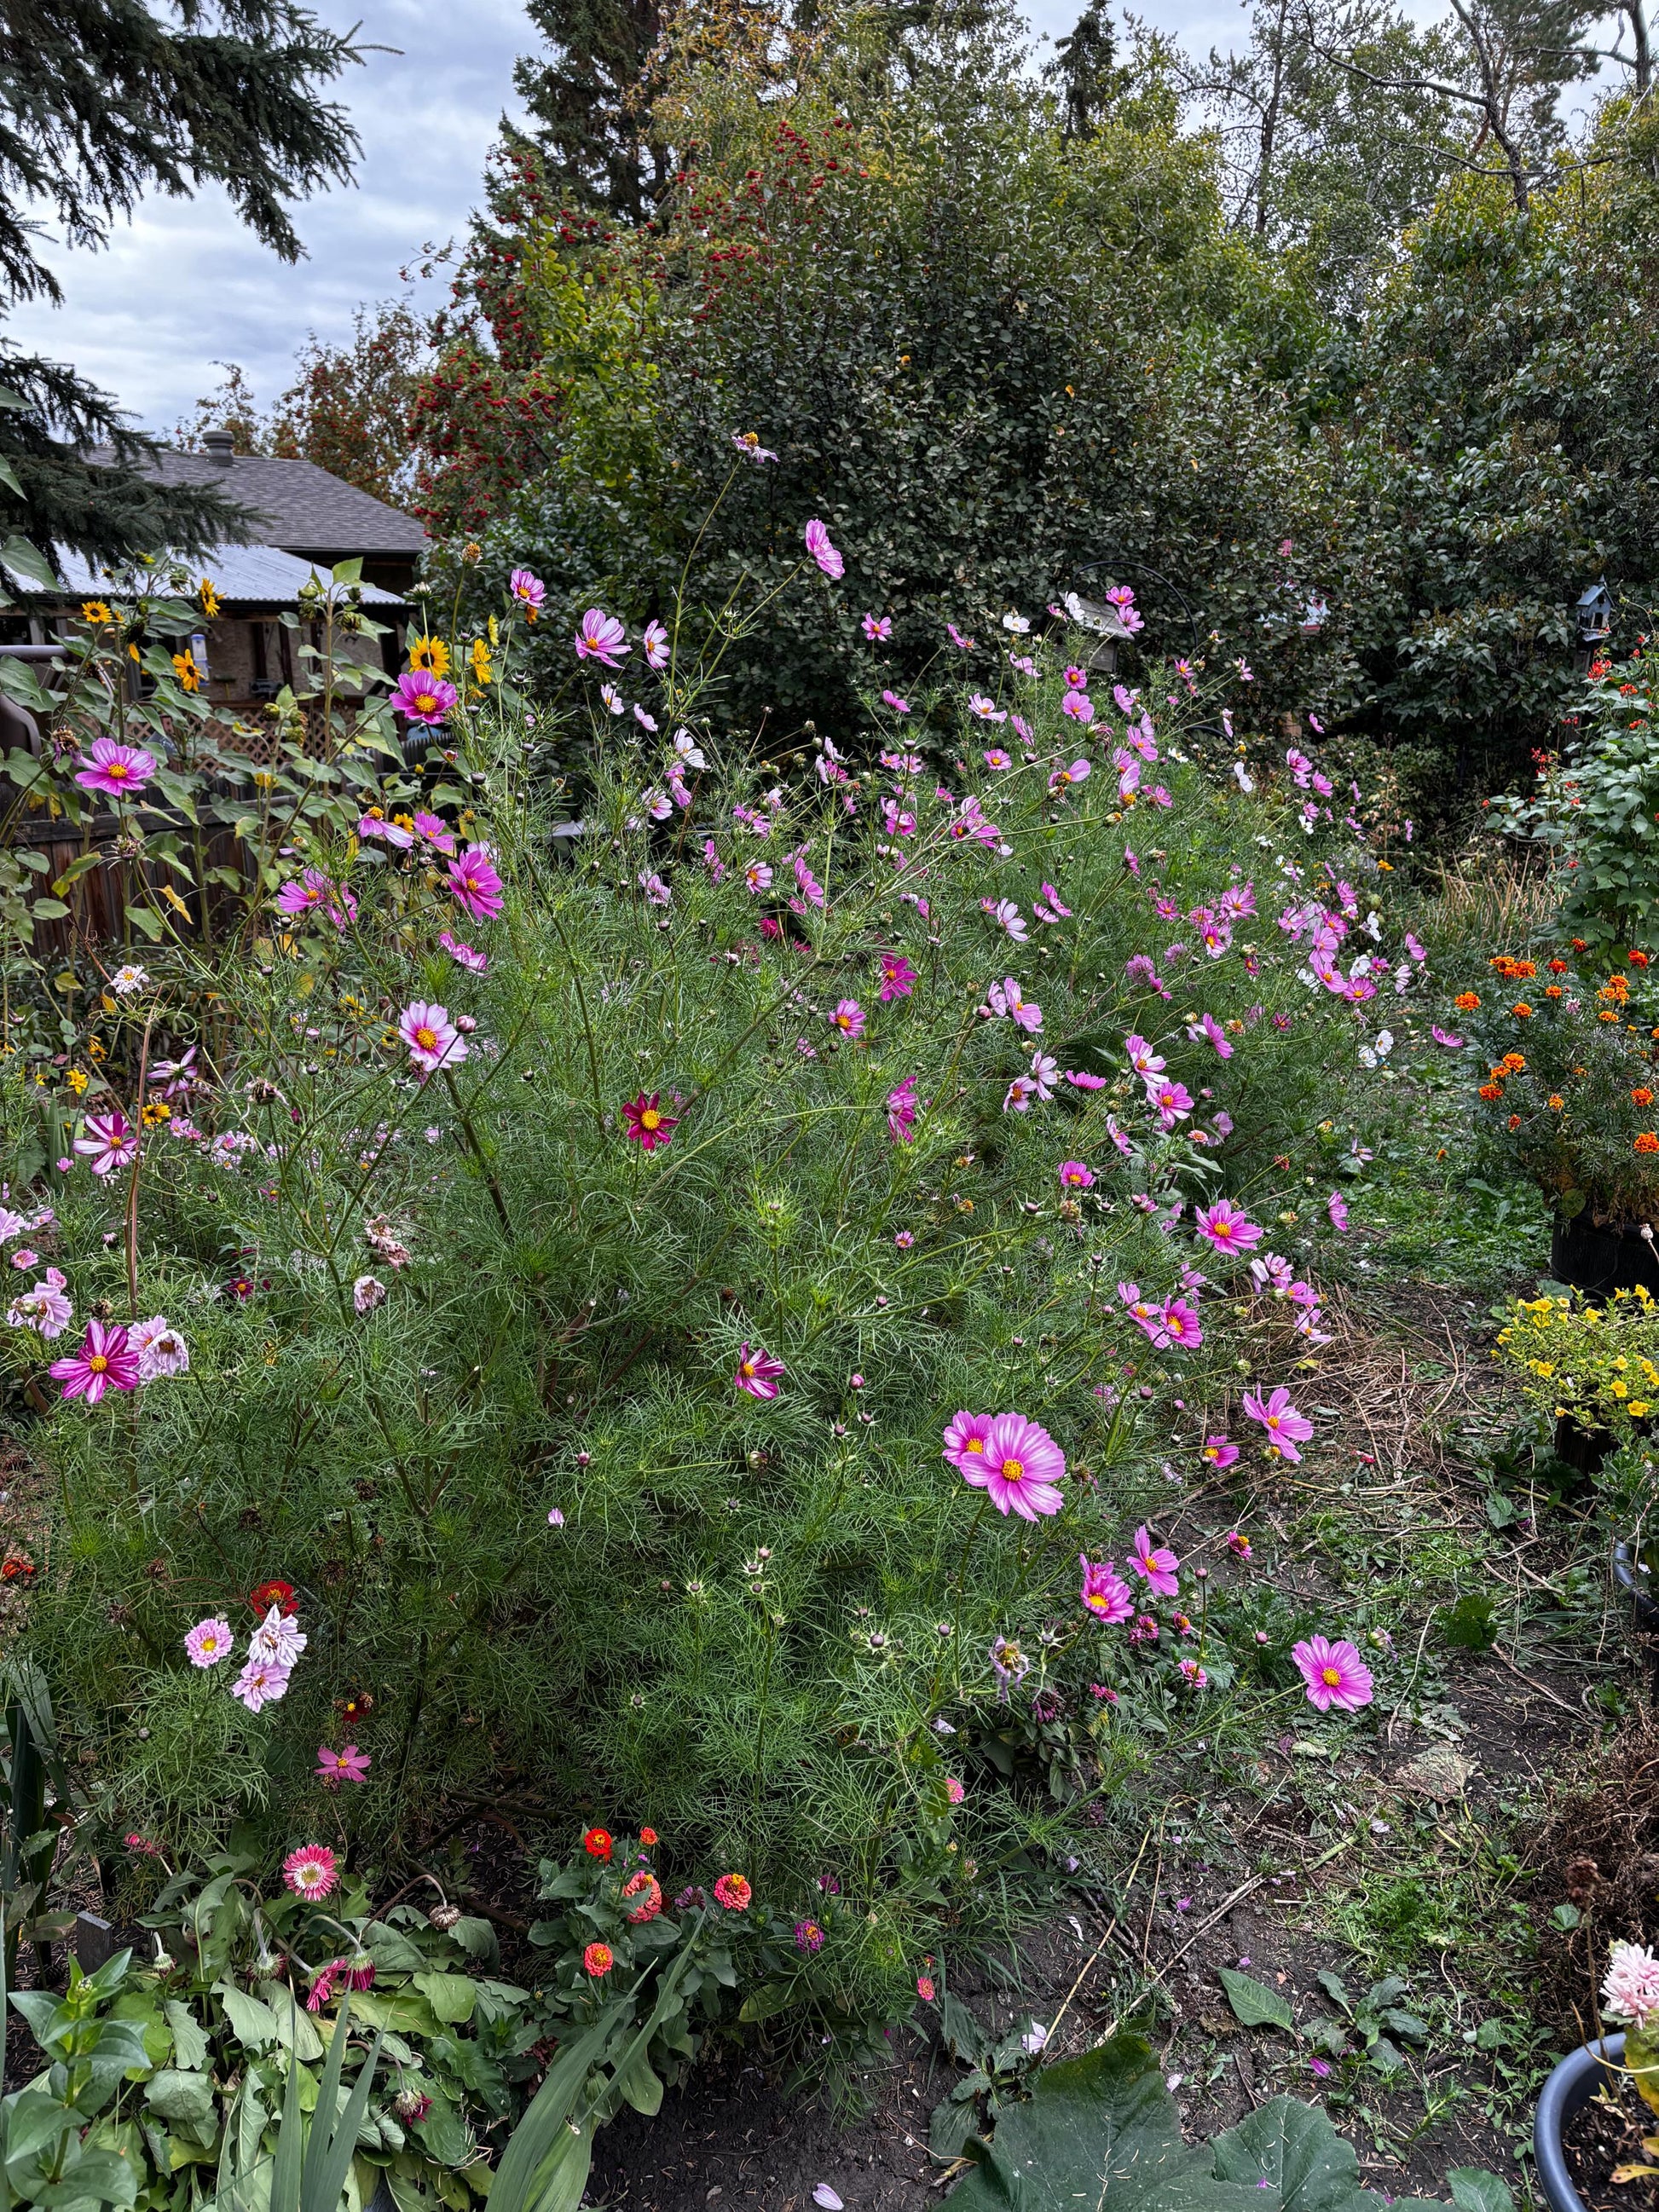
xmin=86 ymin=443 xmax=427 ymax=561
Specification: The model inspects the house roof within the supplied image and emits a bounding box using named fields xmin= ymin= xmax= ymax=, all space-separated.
xmin=8 ymin=541 xmax=410 ymax=607
xmin=84 ymin=446 xmax=428 ymax=558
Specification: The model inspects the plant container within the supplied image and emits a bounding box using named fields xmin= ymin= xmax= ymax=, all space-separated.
xmin=1614 ymin=1541 xmax=1659 ymax=1631
xmin=1535 ymin=2031 xmax=1625 ymax=2212
xmin=1552 ymin=1215 xmax=1659 ymax=1302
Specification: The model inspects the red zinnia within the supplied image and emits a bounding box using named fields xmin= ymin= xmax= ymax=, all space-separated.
xmin=250 ymin=1580 xmax=298 ymax=1617
xmin=639 ymin=1825 xmax=658 ymax=1846
xmin=621 ymin=1093 xmax=678 ymax=1151
xmin=582 ymin=1941 xmax=614 ymax=1977
xmin=622 ymin=1871 xmax=663 ymax=1924
xmin=583 ymin=1826 xmax=614 ymax=1861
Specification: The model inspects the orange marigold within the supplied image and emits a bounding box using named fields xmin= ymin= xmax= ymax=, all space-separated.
xmin=1500 ymin=1053 xmax=1527 ymax=1072
xmin=1546 ymin=985 xmax=1564 ymax=998
xmin=1512 ymin=1002 xmax=1534 ymax=1018
xmin=1454 ymin=992 xmax=1481 ymax=1012
xmin=1600 ymin=1010 xmax=1622 ymax=1023
xmin=1637 ymin=1134 xmax=1659 ymax=1156
xmin=1547 ymin=959 xmax=1570 ymax=973
xmin=1573 ymin=938 xmax=1589 ymax=951
xmin=1633 ymin=950 xmax=1651 ymax=967
xmin=1549 ymin=1094 xmax=1564 ymax=1110
xmin=1636 ymin=1088 xmax=1656 ymax=1106
xmin=1478 ymin=1083 xmax=1505 ymax=1102
xmin=1507 ymin=1113 xmax=1522 ymax=1130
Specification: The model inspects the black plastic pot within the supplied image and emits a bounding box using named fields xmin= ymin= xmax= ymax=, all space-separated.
xmin=1614 ymin=1542 xmax=1659 ymax=1631
xmin=1552 ymin=1215 xmax=1659 ymax=1302
xmin=1535 ymin=2031 xmax=1626 ymax=2212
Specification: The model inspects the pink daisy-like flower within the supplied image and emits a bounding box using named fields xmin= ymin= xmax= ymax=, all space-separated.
xmin=1292 ymin=1635 xmax=1373 ymax=1713
xmin=713 ymin=1872 xmax=753 ymax=1911
xmin=942 ymin=1410 xmax=994 ymax=1470
xmin=1178 ymin=1657 xmax=1209 ymax=1689
xmin=282 ymin=1843 xmax=340 ymax=1900
xmin=438 ymin=929 xmax=488 ymax=973
xmin=231 ymin=1656 xmax=292 ymax=1712
xmin=945 ymin=1776 xmax=966 ymax=1805
xmin=967 ymin=694 xmax=1007 ymax=724
xmin=1078 ymin=1553 xmax=1134 ymax=1624
xmin=393 ymin=671 xmax=457 ymax=726
xmin=887 ymin=1076 xmax=919 ymax=1142
xmin=444 ymin=845 xmax=505 ymax=921
xmin=882 ymin=689 xmax=910 ymax=713
xmin=315 ymin=1744 xmax=372 ymax=1788
xmin=1604 ymin=1942 xmax=1659 ymax=2029
xmin=76 ymin=735 xmax=157 ymax=798
xmin=1226 ymin=1528 xmax=1251 ymax=1557
xmin=74 ymin=1110 xmax=138 ymax=1178
xmin=49 ymin=1317 xmax=141 ymax=1403
xmin=735 ymin=1343 xmax=785 ymax=1399
xmin=959 ymin=1411 xmax=1066 ymax=1520
xmin=878 ymin=952 xmax=917 ymax=1001
xmin=622 ymin=1092 xmax=677 ymax=1150
xmin=275 ymin=867 xmax=332 ymax=919
xmin=984 ymin=748 xmax=1011 ymax=770
xmin=1061 ymin=690 xmax=1095 ymax=725
xmin=644 ymin=618 xmax=670 ymax=669
xmin=1129 ymin=1525 xmax=1179 ymax=1597
xmin=399 ymin=1001 xmax=467 ymax=1077
xmin=1058 ymin=1160 xmax=1095 ymax=1188
xmin=916 ymin=1975 xmax=936 ymax=2001
xmin=804 ymin=520 xmax=844 ymax=579
xmin=510 ymin=567 xmax=546 ymax=618
xmin=411 ymin=809 xmax=456 ymax=856
xmin=1202 ymin=1436 xmax=1240 ymax=1470
xmin=7 ymin=1271 xmax=73 ymax=1340
xmin=359 ymin=810 xmax=414 ymax=849
xmin=575 ymin=608 xmax=628 ymax=665
xmin=830 ymin=998 xmax=865 ymax=1041
xmin=1160 ymin=1297 xmax=1202 ymax=1349
xmin=1242 ymin=1385 xmax=1314 ymax=1464
xmin=1327 ymin=1191 xmax=1351 ymax=1233
xmin=1194 ymin=1198 xmax=1263 ymax=1256
xmin=132 ymin=1316 xmax=188 ymax=1379
xmin=862 ymin=614 xmax=892 ymax=641
xmin=895 ymin=1228 xmax=914 ymax=1248
xmin=184 ymin=1616 xmax=234 ymax=1667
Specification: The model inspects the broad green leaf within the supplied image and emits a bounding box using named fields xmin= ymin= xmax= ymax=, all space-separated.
xmin=1211 ymin=2096 xmax=1370 ymax=2212
xmin=213 ymin=1982 xmax=280 ymax=2052
xmin=485 ymin=2008 xmax=624 ymax=2212
xmin=1446 ymin=2169 xmax=1515 ymax=2212
xmin=945 ymin=2036 xmax=1260 ymax=2210
xmin=1217 ymin=1970 xmax=1294 ymax=2033
xmin=0 ymin=454 xmax=24 ymax=498
xmin=930 ymin=2094 xmax=984 ymax=2163
xmin=737 ymin=1981 xmax=789 ymax=2023
xmin=1 ymin=535 xmax=58 ymax=590
xmin=145 ymin=2071 xmax=217 ymax=2125
xmin=126 ymin=904 xmax=165 ymax=942
xmin=411 ymin=1973 xmax=476 ymax=2026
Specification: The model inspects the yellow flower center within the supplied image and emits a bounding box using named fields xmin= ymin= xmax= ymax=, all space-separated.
xmin=414 ymin=1026 xmax=437 ymax=1051
xmin=963 ymin=1437 xmax=985 ymax=1454
xmin=89 ymin=1354 xmax=107 ymax=1373
xmin=107 ymin=762 xmax=128 ymax=780
xmin=1321 ymin=1666 xmax=1342 ymax=1686
xmin=741 ymin=1360 xmax=755 ymax=1378
xmin=1000 ymin=1457 xmax=1026 ymax=1482
xmin=640 ymin=1108 xmax=661 ymax=1130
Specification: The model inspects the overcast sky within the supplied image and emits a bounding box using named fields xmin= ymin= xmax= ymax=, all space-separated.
xmin=1 ymin=0 xmax=1280 ymax=436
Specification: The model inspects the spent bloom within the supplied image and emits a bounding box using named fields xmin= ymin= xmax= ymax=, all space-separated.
xmin=735 ymin=1343 xmax=785 ymax=1399
xmin=131 ymin=1316 xmax=189 ymax=1379
xmin=1292 ymin=1636 xmax=1373 ymax=1713
xmin=8 ymin=1269 xmax=72 ymax=1340
xmin=184 ymin=1617 xmax=234 ymax=1667
xmin=957 ymin=1411 xmax=1066 ymax=1520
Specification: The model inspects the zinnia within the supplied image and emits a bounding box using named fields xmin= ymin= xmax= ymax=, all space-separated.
xmin=1292 ymin=1635 xmax=1373 ymax=1713
xmin=1604 ymin=1941 xmax=1659 ymax=2028
xmin=184 ymin=1617 xmax=234 ymax=1667
xmin=714 ymin=1873 xmax=752 ymax=1911
xmin=583 ymin=1941 xmax=614 ymax=1976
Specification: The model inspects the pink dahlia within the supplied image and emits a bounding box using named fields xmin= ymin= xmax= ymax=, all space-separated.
xmin=942 ymin=1410 xmax=994 ymax=1470
xmin=1129 ymin=1525 xmax=1179 ymax=1597
xmin=1292 ymin=1635 xmax=1373 ymax=1714
xmin=49 ymin=1318 xmax=140 ymax=1403
xmin=282 ymin=1843 xmax=340 ymax=1900
xmin=1242 ymin=1385 xmax=1314 ymax=1463
xmin=510 ymin=567 xmax=546 ymax=618
xmin=74 ymin=1110 xmax=138 ymax=1178
xmin=622 ymin=1092 xmax=677 ymax=1150
xmin=575 ymin=608 xmax=628 ymax=665
xmin=1194 ymin=1198 xmax=1263 ymax=1256
xmin=184 ymin=1617 xmax=234 ymax=1667
xmin=393 ymin=670 xmax=457 ymax=726
xmin=961 ymin=1411 xmax=1066 ymax=1521
xmin=735 ymin=1343 xmax=785 ymax=1399
xmin=399 ymin=1001 xmax=467 ymax=1077
xmin=76 ymin=736 xmax=157 ymax=799
xmin=445 ymin=845 xmax=505 ymax=921
xmin=804 ymin=520 xmax=844 ymax=580
xmin=1078 ymin=1554 xmax=1133 ymax=1625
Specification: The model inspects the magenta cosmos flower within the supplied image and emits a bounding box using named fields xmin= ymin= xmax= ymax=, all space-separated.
xmin=830 ymin=998 xmax=865 ymax=1041
xmin=393 ymin=670 xmax=457 ymax=726
xmin=622 ymin=1092 xmax=676 ymax=1149
xmin=942 ymin=1410 xmax=993 ymax=1470
xmin=1194 ymin=1198 xmax=1263 ymax=1256
xmin=75 ymin=1109 xmax=138 ymax=1178
xmin=1078 ymin=1553 xmax=1133 ymax=1624
xmin=1292 ymin=1635 xmax=1373 ymax=1713
xmin=575 ymin=608 xmax=628 ymax=665
xmin=283 ymin=1843 xmax=340 ymax=1900
xmin=1242 ymin=1385 xmax=1314 ymax=1463
xmin=1129 ymin=1524 xmax=1179 ymax=1596
xmin=959 ymin=1412 xmax=1066 ymax=1521
xmin=76 ymin=735 xmax=157 ymax=799
xmin=804 ymin=520 xmax=844 ymax=579
xmin=399 ymin=1001 xmax=467 ymax=1077
xmin=1202 ymin=1435 xmax=1240 ymax=1470
xmin=445 ymin=845 xmax=505 ymax=921
xmin=1058 ymin=1161 xmax=1095 ymax=1189
xmin=878 ymin=952 xmax=916 ymax=1001
xmin=862 ymin=614 xmax=892 ymax=641
xmin=510 ymin=567 xmax=546 ymax=618
xmin=735 ymin=1344 xmax=784 ymax=1399
xmin=315 ymin=1743 xmax=372 ymax=1786
xmin=49 ymin=1318 xmax=141 ymax=1403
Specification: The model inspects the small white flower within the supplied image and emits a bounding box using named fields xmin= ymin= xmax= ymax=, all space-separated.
xmin=111 ymin=964 xmax=149 ymax=996
xmin=1000 ymin=611 xmax=1030 ymax=632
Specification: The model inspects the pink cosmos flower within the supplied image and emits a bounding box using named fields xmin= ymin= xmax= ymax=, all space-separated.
xmin=735 ymin=1343 xmax=785 ymax=1399
xmin=895 ymin=1228 xmax=914 ymax=1248
xmin=804 ymin=519 xmax=844 ymax=578
xmin=1327 ymin=1191 xmax=1350 ymax=1233
xmin=942 ymin=1410 xmax=994 ymax=1470
xmin=1124 ymin=1034 xmax=1165 ymax=1078
xmin=230 ymin=1656 xmax=292 ymax=1712
xmin=1604 ymin=1943 xmax=1659 ymax=2029
xmin=1202 ymin=1436 xmax=1240 ymax=1470
xmin=1149 ymin=1079 xmax=1194 ymax=1127
xmin=1431 ymin=1026 xmax=1464 ymax=1048
xmin=1194 ymin=1198 xmax=1263 ymax=1256
xmin=1058 ymin=1161 xmax=1095 ymax=1188
xmin=830 ymin=998 xmax=865 ymax=1040
xmin=882 ymin=689 xmax=910 ymax=713
xmin=1226 ymin=1528 xmax=1251 ymax=1557
xmin=511 ymin=567 xmax=546 ymax=617
xmin=985 ymin=898 xmax=1027 ymax=941
xmin=1242 ymin=1385 xmax=1315 ymax=1463
xmin=879 ymin=952 xmax=917 ymax=1000
xmin=445 ymin=845 xmax=505 ymax=921
xmin=76 ymin=736 xmax=158 ymax=798
xmin=132 ymin=1316 xmax=188 ymax=1378
xmin=947 ymin=622 xmax=975 ymax=650
xmin=1061 ymin=690 xmax=1095 ymax=725
xmin=315 ymin=1744 xmax=372 ymax=1788
xmin=399 ymin=1001 xmax=467 ymax=1077
xmin=75 ymin=1110 xmax=138 ymax=1178
xmin=794 ymin=853 xmax=825 ymax=907
xmin=1178 ymin=1658 xmax=1209 ymax=1689
xmin=622 ymin=1093 xmax=677 ymax=1150
xmin=184 ymin=1617 xmax=234 ymax=1667
xmin=1160 ymin=1297 xmax=1203 ymax=1349
xmin=958 ymin=1411 xmax=1066 ymax=1520
xmin=1188 ymin=1013 xmax=1233 ymax=1059
xmin=643 ymin=617 xmax=670 ymax=669
xmin=393 ymin=670 xmax=457 ymax=725
xmin=283 ymin=1843 xmax=340 ymax=1900
xmin=438 ymin=929 xmax=488 ymax=973
xmin=986 ymin=977 xmax=1042 ymax=1031
xmin=887 ymin=1076 xmax=919 ymax=1141
xmin=862 ymin=614 xmax=892 ymax=641
xmin=1049 ymin=759 xmax=1091 ymax=793
xmin=575 ymin=608 xmax=628 ymax=665
xmin=1292 ymin=1636 xmax=1373 ymax=1713
xmin=1129 ymin=1525 xmax=1179 ymax=1597
xmin=1079 ymin=1554 xmax=1134 ymax=1624
xmin=984 ymin=748 xmax=1011 ymax=769
xmin=743 ymin=861 xmax=773 ymax=895
xmin=639 ymin=869 xmax=671 ymax=906
xmin=275 ymin=867 xmax=332 ymax=919
xmin=359 ymin=810 xmax=414 ymax=848
xmin=1065 ymin=665 xmax=1089 ymax=688
xmin=968 ymin=695 xmax=1007 ymax=723
xmin=7 ymin=1269 xmax=72 ymax=1340
xmin=49 ymin=1318 xmax=140 ymax=1403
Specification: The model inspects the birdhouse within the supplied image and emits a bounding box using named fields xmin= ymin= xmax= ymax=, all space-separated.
xmin=1576 ymin=578 xmax=1614 ymax=647
xmin=1062 ymin=589 xmax=1132 ymax=676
